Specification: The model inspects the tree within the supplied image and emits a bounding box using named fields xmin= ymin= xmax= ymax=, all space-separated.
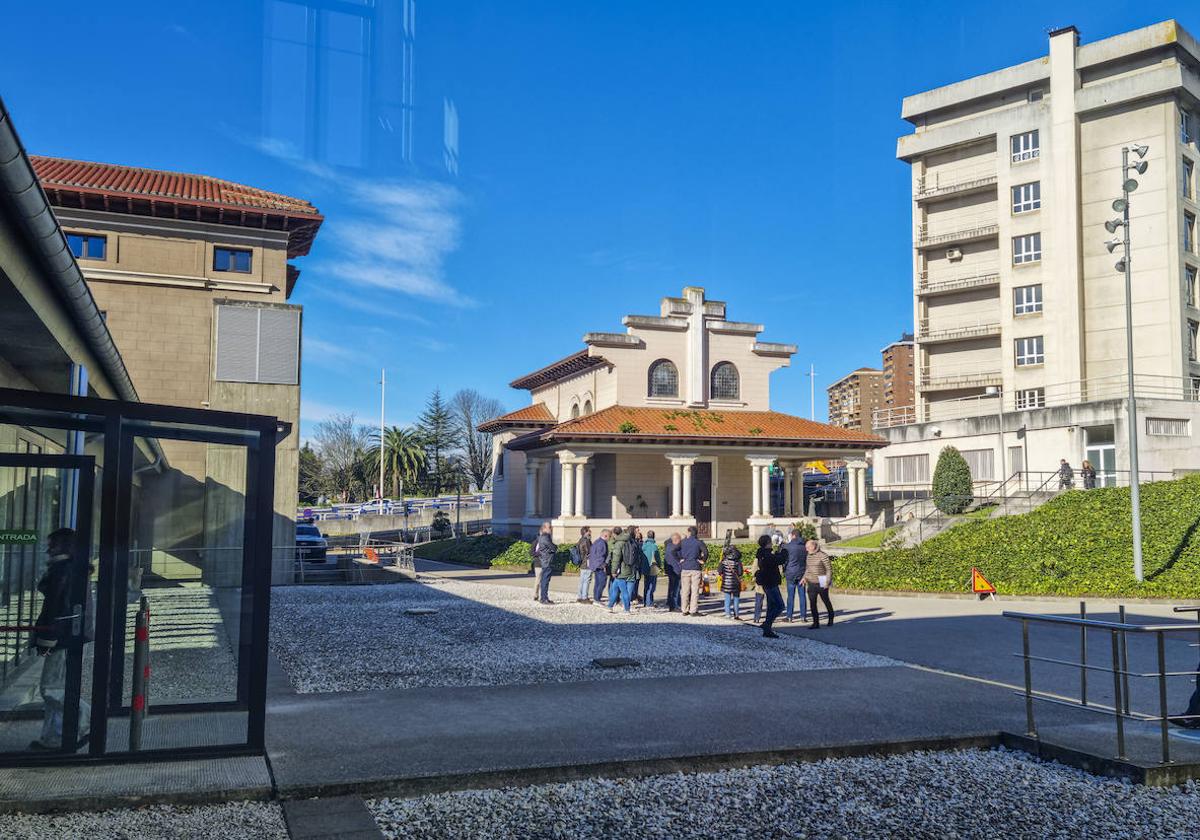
xmin=298 ymin=443 xmax=323 ymax=505
xmin=451 ymin=389 xmax=504 ymax=491
xmin=366 ymin=425 xmax=427 ymax=499
xmin=312 ymin=413 xmax=372 ymax=502
xmin=417 ymin=389 xmax=460 ymax=495
xmin=932 ymin=446 xmax=974 ymax=514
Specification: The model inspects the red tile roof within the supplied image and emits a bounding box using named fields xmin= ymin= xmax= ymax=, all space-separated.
xmin=477 ymin=402 xmax=557 ymax=433
xmin=506 ymin=405 xmax=886 ymax=450
xmin=31 ymin=156 xmax=324 ymax=258
xmin=509 ymin=350 xmax=608 ymax=390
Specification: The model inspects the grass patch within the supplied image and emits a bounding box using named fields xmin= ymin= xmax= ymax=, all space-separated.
xmin=836 ymin=475 xmax=1200 ymax=598
xmin=835 ymin=528 xmax=897 ymax=549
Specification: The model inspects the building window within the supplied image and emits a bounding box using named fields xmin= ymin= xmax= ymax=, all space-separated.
xmin=214 ymin=247 xmax=253 ymax=273
xmin=1011 ymin=182 xmax=1041 ymax=213
xmin=961 ymin=448 xmax=995 ymax=481
xmin=885 ymin=453 xmax=929 ymax=485
xmin=1192 ymin=377 xmax=1200 ymax=400
xmin=1013 ymin=233 xmax=1042 ymax=265
xmin=648 ymin=359 xmax=679 ymax=398
xmin=1147 ymin=418 xmax=1190 ymax=437
xmin=710 ymin=362 xmax=740 ymax=400
xmin=1027 ymin=89 xmax=1044 ymax=103
xmin=1183 ymin=110 xmax=1196 ymax=145
xmin=66 ymin=233 xmax=106 ymax=260
xmin=1184 ymin=158 xmax=1195 ymax=199
xmin=1186 ymin=213 xmax=1196 ymax=254
xmin=214 ymin=304 xmax=301 ymax=384
xmin=571 ymin=403 xmax=580 ymax=419
xmin=1015 ymin=336 xmax=1044 ymax=366
xmin=1011 ymin=130 xmax=1040 ymax=163
xmin=496 ymin=451 xmax=505 ymax=479
xmin=1187 ymin=265 xmax=1198 ymax=308
xmin=583 ymin=399 xmax=593 ymax=415
xmin=1016 ymin=387 xmax=1045 ymax=409
xmin=1013 ymin=284 xmax=1043 ymax=315
xmin=1190 ymin=320 xmax=1199 ymax=362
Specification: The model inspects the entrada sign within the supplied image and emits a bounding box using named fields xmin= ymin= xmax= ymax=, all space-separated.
xmin=0 ymin=530 xmax=38 ymax=544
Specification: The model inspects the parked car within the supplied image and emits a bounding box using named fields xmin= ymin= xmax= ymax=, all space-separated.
xmin=295 ymin=523 xmax=330 ymax=564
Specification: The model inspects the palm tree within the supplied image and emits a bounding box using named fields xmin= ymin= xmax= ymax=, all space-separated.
xmin=368 ymin=425 xmax=427 ymax=502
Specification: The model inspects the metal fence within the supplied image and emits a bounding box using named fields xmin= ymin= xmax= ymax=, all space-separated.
xmin=1003 ymin=605 xmax=1200 ymax=765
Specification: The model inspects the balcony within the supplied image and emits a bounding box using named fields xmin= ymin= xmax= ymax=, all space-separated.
xmin=920 ymin=366 xmax=1002 ymax=391
xmin=915 ymin=165 xmax=998 ymax=202
xmin=918 ymin=268 xmax=1001 ymax=297
xmin=918 ymin=317 xmax=1002 ymax=344
xmin=873 ymin=405 xmax=916 ymax=429
xmin=917 ymin=221 xmax=1000 ymax=249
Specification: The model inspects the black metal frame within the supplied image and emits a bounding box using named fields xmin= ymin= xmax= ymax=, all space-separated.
xmin=0 ymin=386 xmax=284 ymax=766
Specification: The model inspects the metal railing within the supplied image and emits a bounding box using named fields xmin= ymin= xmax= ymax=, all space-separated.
xmin=918 ymin=318 xmax=1002 ymax=343
xmin=873 ymin=405 xmax=916 ymax=429
xmin=917 ymin=268 xmax=1001 ymax=296
xmin=916 ymin=164 xmax=998 ymax=200
xmin=920 ymin=366 xmax=1003 ymax=391
xmin=1004 ymin=605 xmax=1200 ymax=765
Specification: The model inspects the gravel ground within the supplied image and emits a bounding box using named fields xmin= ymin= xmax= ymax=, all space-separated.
xmin=370 ymin=748 xmax=1200 ymax=839
xmin=270 ymin=576 xmax=896 ymax=692
xmin=0 ymin=800 xmax=287 ymax=840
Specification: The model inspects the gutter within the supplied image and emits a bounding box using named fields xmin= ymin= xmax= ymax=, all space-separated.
xmin=0 ymin=96 xmax=138 ymax=403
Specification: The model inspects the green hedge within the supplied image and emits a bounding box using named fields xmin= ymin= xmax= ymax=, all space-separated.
xmin=836 ymin=474 xmax=1200 ymax=598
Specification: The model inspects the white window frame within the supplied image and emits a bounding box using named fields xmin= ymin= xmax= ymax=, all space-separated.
xmin=1186 ymin=213 xmax=1196 ymax=254
xmin=1183 ymin=110 xmax=1195 ymax=146
xmin=885 ymin=454 xmax=929 ymax=486
xmin=1147 ymin=417 xmax=1190 ymax=437
xmin=1186 ymin=265 xmax=1198 ymax=308
xmin=1011 ymin=130 xmax=1040 ymax=163
xmin=1189 ymin=320 xmax=1199 ymax=362
xmin=961 ymin=448 xmax=995 ymax=482
xmin=1013 ymin=233 xmax=1042 ymax=265
xmin=1192 ymin=377 xmax=1200 ymax=401
xmin=1013 ymin=284 xmax=1043 ymax=316
xmin=1015 ymin=336 xmax=1045 ymax=367
xmin=1184 ymin=157 xmax=1195 ymax=200
xmin=1016 ymin=387 xmax=1045 ymax=409
xmin=1011 ymin=182 xmax=1041 ymax=214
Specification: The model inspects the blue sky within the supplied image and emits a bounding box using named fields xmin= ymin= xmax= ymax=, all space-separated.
xmin=2 ymin=1 xmax=1194 ymax=432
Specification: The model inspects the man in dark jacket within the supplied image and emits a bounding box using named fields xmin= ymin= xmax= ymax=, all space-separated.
xmin=588 ymin=530 xmax=610 ymax=604
xmin=32 ymin=527 xmax=92 ymax=750
xmin=532 ymin=522 xmax=557 ymax=604
xmin=754 ymin=534 xmax=785 ymax=638
xmin=679 ymin=526 xmax=706 ymax=616
xmin=575 ymin=526 xmax=594 ymax=603
xmin=663 ymin=533 xmax=683 ymax=611
xmin=782 ymin=529 xmax=808 ymax=623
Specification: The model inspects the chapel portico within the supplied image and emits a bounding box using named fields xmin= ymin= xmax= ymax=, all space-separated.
xmin=481 ymin=288 xmax=886 ymax=541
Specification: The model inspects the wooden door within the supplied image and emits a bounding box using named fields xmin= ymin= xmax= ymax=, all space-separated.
xmin=691 ymin=462 xmax=713 ymax=538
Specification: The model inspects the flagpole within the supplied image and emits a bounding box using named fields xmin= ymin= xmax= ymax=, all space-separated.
xmin=379 ymin=368 xmax=386 ymax=504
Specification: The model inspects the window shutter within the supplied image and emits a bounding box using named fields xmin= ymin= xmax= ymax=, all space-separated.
xmin=215 ymin=305 xmax=259 ymax=382
xmin=257 ymin=308 xmax=301 ymax=385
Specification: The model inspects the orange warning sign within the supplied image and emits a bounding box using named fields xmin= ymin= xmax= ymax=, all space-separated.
xmin=971 ymin=567 xmax=996 ymax=594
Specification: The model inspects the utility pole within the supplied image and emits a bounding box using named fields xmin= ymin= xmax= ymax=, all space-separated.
xmin=1105 ymin=144 xmax=1148 ymax=581
xmin=379 ymin=368 xmax=386 ymax=507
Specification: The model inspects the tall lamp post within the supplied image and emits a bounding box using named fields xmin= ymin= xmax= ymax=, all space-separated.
xmin=985 ymin=385 xmax=1005 ymax=509
xmin=1103 ymin=143 xmax=1149 ymax=582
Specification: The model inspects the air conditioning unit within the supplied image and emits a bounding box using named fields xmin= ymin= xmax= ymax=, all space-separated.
xmin=946 ymin=248 xmax=963 ymax=261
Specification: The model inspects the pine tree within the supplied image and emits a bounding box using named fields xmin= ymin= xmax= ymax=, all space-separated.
xmin=417 ymin=389 xmax=460 ymax=495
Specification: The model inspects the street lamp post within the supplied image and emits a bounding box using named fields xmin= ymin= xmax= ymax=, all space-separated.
xmin=1104 ymin=144 xmax=1149 ymax=581
xmin=986 ymin=385 xmax=1005 ymax=510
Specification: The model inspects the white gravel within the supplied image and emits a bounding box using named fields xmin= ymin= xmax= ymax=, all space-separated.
xmin=370 ymin=748 xmax=1200 ymax=839
xmin=270 ymin=576 xmax=896 ymax=692
xmin=0 ymin=800 xmax=287 ymax=840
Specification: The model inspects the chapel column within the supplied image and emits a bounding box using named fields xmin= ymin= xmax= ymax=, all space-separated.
xmin=560 ymin=458 xmax=575 ymax=518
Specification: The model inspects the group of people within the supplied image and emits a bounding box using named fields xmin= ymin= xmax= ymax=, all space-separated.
xmin=528 ymin=522 xmax=836 ymax=638
xmin=1058 ymin=458 xmax=1099 ymax=490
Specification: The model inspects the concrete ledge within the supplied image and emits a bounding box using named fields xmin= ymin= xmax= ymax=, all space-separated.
xmin=274 ymin=734 xmax=1001 ymax=803
xmin=1001 ymin=732 xmax=1200 ymax=787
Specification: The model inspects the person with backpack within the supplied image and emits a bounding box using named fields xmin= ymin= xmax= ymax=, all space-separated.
xmin=642 ymin=530 xmax=661 ymax=609
xmin=718 ymin=544 xmax=744 ymax=620
xmin=574 ymin=526 xmax=593 ymax=604
xmin=604 ymin=527 xmax=629 ymax=604
xmin=754 ymin=533 xmax=785 ymax=638
xmin=588 ymin=529 xmax=610 ymax=603
xmin=679 ymin=526 xmax=707 ymax=616
xmin=608 ymin=528 xmax=639 ymax=614
xmin=630 ymin=525 xmax=644 ymax=604
xmin=663 ymin=532 xmax=683 ymax=611
xmin=531 ymin=522 xmax=557 ymax=604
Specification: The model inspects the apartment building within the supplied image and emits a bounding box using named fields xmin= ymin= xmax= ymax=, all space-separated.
xmin=876 ymin=20 xmax=1200 ymax=491
xmin=31 ymin=156 xmax=324 ymax=581
xmin=881 ymin=334 xmax=916 ymax=413
xmin=827 ymin=368 xmax=884 ymax=433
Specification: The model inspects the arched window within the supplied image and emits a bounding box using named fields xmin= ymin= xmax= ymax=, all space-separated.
xmin=710 ymin=362 xmax=740 ymax=400
xmin=648 ymin=359 xmax=679 ymax=398
xmin=571 ymin=403 xmax=580 ymax=419
xmin=583 ymin=399 xmax=593 ymax=415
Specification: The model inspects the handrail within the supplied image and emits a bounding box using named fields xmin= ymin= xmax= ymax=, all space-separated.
xmin=1005 ymin=606 xmax=1200 ymax=765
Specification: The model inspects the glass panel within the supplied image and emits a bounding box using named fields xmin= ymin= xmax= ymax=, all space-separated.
xmin=108 ymin=435 xmax=249 ymax=752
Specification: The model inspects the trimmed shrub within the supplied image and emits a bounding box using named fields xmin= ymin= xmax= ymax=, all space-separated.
xmin=932 ymin=446 xmax=973 ymax=514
